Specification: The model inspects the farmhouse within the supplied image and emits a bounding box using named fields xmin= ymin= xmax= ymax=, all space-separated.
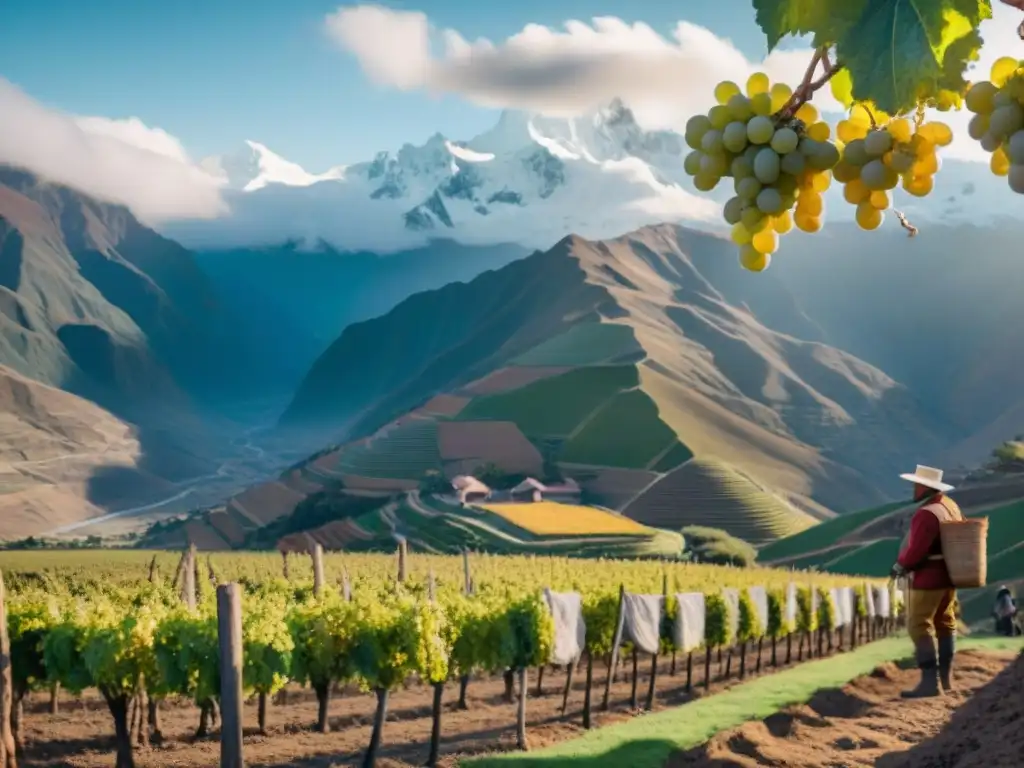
xmin=451 ymin=475 xmax=491 ymax=504
xmin=509 ymin=477 xmax=582 ymax=503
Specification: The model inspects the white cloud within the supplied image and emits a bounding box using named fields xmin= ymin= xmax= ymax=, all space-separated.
xmin=0 ymin=78 xmax=227 ymax=223
xmin=327 ymin=3 xmax=1023 ymax=163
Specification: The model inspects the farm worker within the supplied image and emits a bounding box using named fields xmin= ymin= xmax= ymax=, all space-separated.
xmin=889 ymin=464 xmax=963 ymax=698
xmin=993 ymin=587 xmax=1017 ymax=636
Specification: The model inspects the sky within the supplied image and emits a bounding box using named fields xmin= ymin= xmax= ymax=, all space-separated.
xmin=0 ymin=0 xmax=783 ymax=169
xmin=1 ymin=0 xmax=1021 ymax=224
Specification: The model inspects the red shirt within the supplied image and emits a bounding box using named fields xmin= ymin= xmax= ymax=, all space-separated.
xmin=897 ymin=494 xmax=955 ymax=590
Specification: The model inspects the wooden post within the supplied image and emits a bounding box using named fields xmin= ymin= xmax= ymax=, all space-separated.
xmin=601 ymin=585 xmax=625 ymax=711
xmin=183 ymin=545 xmax=197 ymax=612
xmin=560 ymin=663 xmax=573 ymax=713
xmin=582 ymin=653 xmax=594 ymax=729
xmin=644 ymin=653 xmax=658 ymax=711
xmin=217 ymin=584 xmax=244 ymax=768
xmin=341 ymin=567 xmax=352 ymax=602
xmin=515 ymin=667 xmax=528 ymax=751
xmin=396 ymin=539 xmax=408 ymax=583
xmin=0 ymin=572 xmax=16 ymax=768
xmin=462 ymin=549 xmax=472 ymax=594
xmin=281 ymin=551 xmax=290 ymax=579
xmin=428 ymin=569 xmax=436 ymax=603
xmin=703 ymin=646 xmax=712 ymax=689
xmin=685 ymin=651 xmax=693 ymax=693
xmin=311 ymin=544 xmax=325 ymax=598
xmin=147 ymin=555 xmax=158 ymax=583
xmin=629 ymin=649 xmax=639 ymax=709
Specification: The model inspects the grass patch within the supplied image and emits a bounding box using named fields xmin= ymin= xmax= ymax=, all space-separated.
xmin=465 ymin=635 xmax=1023 ymax=767
xmin=512 ymin=323 xmax=642 ymax=367
xmin=457 ymin=366 xmax=637 ymax=438
xmin=649 ymin=441 xmax=694 ymax=473
xmin=561 ymin=390 xmax=677 ymax=469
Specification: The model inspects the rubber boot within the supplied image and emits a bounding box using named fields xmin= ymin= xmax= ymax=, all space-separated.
xmin=938 ymin=634 xmax=955 ymax=693
xmin=901 ymin=638 xmax=941 ymax=699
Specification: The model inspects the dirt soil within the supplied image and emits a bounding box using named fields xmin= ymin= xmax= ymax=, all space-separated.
xmin=18 ymin=642 xmax=809 ymax=768
xmin=670 ymin=648 xmax=1023 ymax=768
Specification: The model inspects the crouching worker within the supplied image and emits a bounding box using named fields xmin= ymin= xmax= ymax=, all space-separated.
xmin=890 ymin=465 xmax=963 ymax=698
xmin=993 ymin=587 xmax=1018 ymax=636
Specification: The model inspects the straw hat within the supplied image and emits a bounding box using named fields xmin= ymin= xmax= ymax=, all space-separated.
xmin=899 ymin=464 xmax=954 ymax=493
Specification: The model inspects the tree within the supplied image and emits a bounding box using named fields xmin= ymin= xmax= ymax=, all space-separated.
xmin=684 ymin=0 xmax=1024 ymax=272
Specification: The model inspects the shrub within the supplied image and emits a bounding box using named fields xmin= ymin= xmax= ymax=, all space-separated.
xmin=681 ymin=526 xmax=758 ymax=567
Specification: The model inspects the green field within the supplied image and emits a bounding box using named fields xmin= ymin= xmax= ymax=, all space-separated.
xmin=511 ymin=323 xmax=642 ymax=367
xmin=334 ymin=420 xmax=441 ymax=479
xmin=782 ymin=544 xmax=865 ymax=571
xmin=456 ymin=365 xmax=638 ymax=437
xmin=623 ymin=458 xmax=815 ymax=545
xmin=650 ymin=441 xmax=695 ymax=473
xmin=758 ymin=501 xmax=909 ymax=562
xmin=560 ymin=390 xmax=678 ymax=468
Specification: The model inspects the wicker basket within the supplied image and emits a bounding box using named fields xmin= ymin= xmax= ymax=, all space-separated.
xmin=939 ymin=517 xmax=988 ymax=589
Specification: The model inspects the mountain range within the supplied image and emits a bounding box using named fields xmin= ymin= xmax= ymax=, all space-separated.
xmin=3 ymin=96 xmax=1024 ymax=543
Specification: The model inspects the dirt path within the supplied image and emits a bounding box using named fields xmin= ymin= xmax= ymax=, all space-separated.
xmin=669 ymin=648 xmax=1022 ymax=767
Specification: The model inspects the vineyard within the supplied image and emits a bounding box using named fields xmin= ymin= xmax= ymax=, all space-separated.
xmin=0 ymin=549 xmax=895 ymax=768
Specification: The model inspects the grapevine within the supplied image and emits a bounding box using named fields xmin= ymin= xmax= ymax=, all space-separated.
xmin=685 ymin=0 xmax=1021 ymax=271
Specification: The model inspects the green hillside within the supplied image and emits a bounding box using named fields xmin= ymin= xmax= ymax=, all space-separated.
xmin=561 ymin=390 xmax=682 ymax=469
xmin=511 ymin=322 xmax=642 ymax=366
xmin=456 ymin=365 xmax=638 ymax=437
xmin=623 ymin=457 xmax=815 ymax=545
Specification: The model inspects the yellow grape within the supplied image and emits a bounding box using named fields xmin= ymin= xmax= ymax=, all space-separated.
xmin=868 ymin=190 xmax=890 ymax=210
xmin=832 ymin=160 xmax=858 ymax=183
xmin=902 ymin=174 xmax=934 ymax=197
xmin=770 ymin=83 xmax=792 ymax=112
xmin=966 ymin=81 xmax=998 ymax=114
xmin=855 ymin=201 xmax=883 ymax=230
xmin=794 ymin=211 xmax=822 ymax=232
xmin=807 ymin=122 xmax=831 ymax=141
xmin=842 ymin=178 xmax=870 ymax=204
xmin=751 ymin=92 xmax=774 ymax=116
xmin=918 ymin=122 xmax=953 ymax=147
xmin=991 ymin=146 xmax=1010 ymax=177
xmin=888 ymin=118 xmax=913 ymax=144
xmin=912 ymin=153 xmax=939 ymax=176
xmin=773 ymin=210 xmax=793 ymax=234
xmin=739 ymin=245 xmax=770 ymax=272
xmin=797 ymin=190 xmax=823 ymax=216
xmin=991 ymin=57 xmax=1019 ymax=88
xmin=715 ymin=80 xmax=741 ymax=105
xmin=837 ymin=120 xmax=868 ymax=143
xmin=811 ymin=171 xmax=831 ymax=192
xmin=795 ymin=103 xmax=818 ymax=124
xmin=746 ymin=72 xmax=770 ymax=97
xmin=731 ymin=222 xmax=753 ymax=245
xmin=752 ymin=227 xmax=778 ymax=254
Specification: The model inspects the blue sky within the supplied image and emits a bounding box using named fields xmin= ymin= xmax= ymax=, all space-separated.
xmin=0 ymin=0 xmax=769 ymax=169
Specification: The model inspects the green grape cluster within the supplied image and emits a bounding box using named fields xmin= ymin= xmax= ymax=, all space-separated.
xmin=683 ymin=73 xmax=840 ymax=272
xmin=833 ymin=113 xmax=951 ymax=230
xmin=965 ymin=56 xmax=1024 ymax=193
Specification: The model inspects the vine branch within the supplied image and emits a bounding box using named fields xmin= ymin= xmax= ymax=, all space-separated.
xmin=777 ymin=46 xmax=844 ymax=121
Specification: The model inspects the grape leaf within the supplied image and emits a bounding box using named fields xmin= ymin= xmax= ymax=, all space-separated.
xmin=830 ymin=69 xmax=855 ymax=108
xmin=752 ymin=0 xmax=829 ymax=49
xmin=835 ymin=0 xmax=992 ymax=114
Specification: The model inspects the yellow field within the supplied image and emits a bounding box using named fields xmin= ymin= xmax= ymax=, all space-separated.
xmin=480 ymin=501 xmax=652 ymax=536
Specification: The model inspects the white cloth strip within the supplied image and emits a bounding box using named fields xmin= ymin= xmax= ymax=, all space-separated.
xmin=622 ymin=592 xmax=664 ymax=655
xmin=673 ymin=592 xmax=705 ymax=652
xmin=543 ymin=589 xmax=586 ymax=666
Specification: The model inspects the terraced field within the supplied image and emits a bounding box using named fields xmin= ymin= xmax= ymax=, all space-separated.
xmin=479 ymin=501 xmax=652 ymax=536
xmin=511 ymin=322 xmax=642 ymax=366
xmin=456 ymin=365 xmax=638 ymax=437
xmin=623 ymin=457 xmax=816 ymax=545
xmin=436 ymin=420 xmax=543 ymax=475
xmin=229 ymin=480 xmax=307 ymax=526
xmin=560 ymin=390 xmax=680 ymax=468
xmin=567 ymin=466 xmax=660 ymax=510
xmin=335 ymin=419 xmax=442 ymax=479
xmin=460 ymin=366 xmax=571 ymax=396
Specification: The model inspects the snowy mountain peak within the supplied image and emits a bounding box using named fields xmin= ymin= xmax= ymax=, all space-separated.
xmin=201 ymin=141 xmax=345 ymax=192
xmin=168 ymin=98 xmax=727 ymax=253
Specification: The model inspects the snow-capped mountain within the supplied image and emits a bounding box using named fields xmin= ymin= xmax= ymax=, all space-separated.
xmin=163 ymin=100 xmax=721 ymax=252
xmin=163 ymin=98 xmax=1016 ymax=253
